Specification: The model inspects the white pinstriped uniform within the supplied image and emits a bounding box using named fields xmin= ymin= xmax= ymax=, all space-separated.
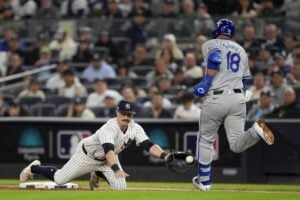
xmin=54 ymin=118 xmax=149 ymax=190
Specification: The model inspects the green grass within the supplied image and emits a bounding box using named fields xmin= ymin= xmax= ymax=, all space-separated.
xmin=0 ymin=179 xmax=299 ymax=200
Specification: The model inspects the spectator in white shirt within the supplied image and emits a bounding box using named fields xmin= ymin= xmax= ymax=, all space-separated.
xmin=58 ymin=69 xmax=87 ymax=98
xmin=182 ymin=52 xmax=204 ymax=79
xmin=143 ymin=84 xmax=172 ymax=108
xmin=18 ymin=79 xmax=46 ymax=100
xmin=10 ymin=0 xmax=37 ymax=19
xmin=60 ymin=0 xmax=89 ymax=17
xmin=49 ymin=28 xmax=77 ymax=61
xmin=85 ymin=79 xmax=122 ymax=108
xmin=67 ymin=97 xmax=95 ymax=119
xmin=46 ymin=60 xmax=80 ymax=90
xmin=174 ymin=91 xmax=201 ymax=120
xmin=248 ymin=72 xmax=270 ymax=101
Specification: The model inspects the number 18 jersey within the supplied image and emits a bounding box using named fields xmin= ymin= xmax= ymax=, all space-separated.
xmin=202 ymin=39 xmax=251 ymax=90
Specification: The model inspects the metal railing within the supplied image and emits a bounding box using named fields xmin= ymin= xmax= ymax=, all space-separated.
xmin=0 ymin=64 xmax=56 ymax=84
xmin=0 ymin=64 xmax=56 ymax=94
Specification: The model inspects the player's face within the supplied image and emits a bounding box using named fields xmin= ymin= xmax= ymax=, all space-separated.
xmin=116 ymin=111 xmax=134 ymax=127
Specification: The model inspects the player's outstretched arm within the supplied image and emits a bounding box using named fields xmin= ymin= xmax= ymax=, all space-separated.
xmin=139 ymin=140 xmax=170 ymax=161
xmin=149 ymin=144 xmax=170 ymax=161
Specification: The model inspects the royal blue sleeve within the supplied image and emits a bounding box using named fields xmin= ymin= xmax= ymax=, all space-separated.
xmin=207 ymin=49 xmax=221 ymax=70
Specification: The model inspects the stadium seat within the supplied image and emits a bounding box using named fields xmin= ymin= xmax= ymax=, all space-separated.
xmin=90 ymin=106 xmax=116 ymax=118
xmin=23 ymin=37 xmax=36 ymax=49
xmin=129 ymin=77 xmax=148 ymax=88
xmin=137 ymin=97 xmax=150 ymax=104
xmin=70 ymin=62 xmax=89 ymax=73
xmin=93 ymin=47 xmax=109 ymax=60
xmin=18 ymin=97 xmax=44 ymax=107
xmin=129 ymin=65 xmax=154 ymax=76
xmin=46 ymin=96 xmax=72 ymax=106
xmin=29 ymin=103 xmax=56 ymax=116
xmin=164 ymin=94 xmax=178 ymax=104
xmin=165 ymin=106 xmax=177 ymax=117
xmin=165 ymin=20 xmax=193 ymax=38
xmin=112 ymin=36 xmax=131 ymax=55
xmin=0 ymin=94 xmax=15 ymax=104
xmin=104 ymin=78 xmax=122 ymax=90
xmin=109 ymin=19 xmax=130 ymax=37
xmin=55 ymin=104 xmax=70 ymax=117
xmin=41 ymin=87 xmax=58 ymax=96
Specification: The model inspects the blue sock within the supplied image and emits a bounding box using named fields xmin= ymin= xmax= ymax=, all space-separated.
xmin=31 ymin=165 xmax=57 ymax=181
xmin=197 ymin=162 xmax=211 ymax=185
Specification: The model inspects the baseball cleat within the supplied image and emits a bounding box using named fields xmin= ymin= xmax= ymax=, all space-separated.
xmin=19 ymin=160 xmax=41 ymax=182
xmin=254 ymin=120 xmax=275 ymax=145
xmin=89 ymin=171 xmax=100 ymax=190
xmin=192 ymin=176 xmax=211 ymax=191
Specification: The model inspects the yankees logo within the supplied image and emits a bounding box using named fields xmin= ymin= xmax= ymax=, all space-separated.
xmin=125 ymin=103 xmax=130 ymax=110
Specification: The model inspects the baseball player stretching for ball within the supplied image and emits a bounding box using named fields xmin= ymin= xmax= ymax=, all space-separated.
xmin=20 ymin=100 xmax=171 ymax=190
xmin=193 ymin=19 xmax=275 ymax=191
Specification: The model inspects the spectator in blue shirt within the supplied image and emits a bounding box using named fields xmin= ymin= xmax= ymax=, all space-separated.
xmin=82 ymin=53 xmax=116 ymax=83
xmin=0 ymin=27 xmax=26 ymax=52
xmin=247 ymin=90 xmax=275 ymax=120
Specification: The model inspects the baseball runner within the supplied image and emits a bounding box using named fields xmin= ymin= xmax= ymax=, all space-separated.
xmin=193 ymin=19 xmax=275 ymax=191
xmin=19 ymin=100 xmax=171 ymax=190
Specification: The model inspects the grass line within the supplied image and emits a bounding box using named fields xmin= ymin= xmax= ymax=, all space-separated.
xmin=0 ymin=179 xmax=300 ymax=200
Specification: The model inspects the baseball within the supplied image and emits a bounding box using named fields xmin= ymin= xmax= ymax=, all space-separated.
xmin=185 ymin=156 xmax=194 ymax=164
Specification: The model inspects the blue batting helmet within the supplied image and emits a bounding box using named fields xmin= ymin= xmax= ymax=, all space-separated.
xmin=212 ymin=19 xmax=235 ymax=38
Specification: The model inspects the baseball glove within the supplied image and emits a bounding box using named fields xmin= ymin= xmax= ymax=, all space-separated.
xmin=165 ymin=151 xmax=195 ymax=174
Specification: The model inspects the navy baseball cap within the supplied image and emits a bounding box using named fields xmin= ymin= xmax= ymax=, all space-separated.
xmin=117 ymin=100 xmax=136 ymax=114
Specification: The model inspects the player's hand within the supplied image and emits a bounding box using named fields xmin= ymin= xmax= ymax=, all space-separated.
xmin=194 ymin=82 xmax=209 ymax=97
xmin=164 ymin=153 xmax=172 ymax=162
xmin=114 ymin=170 xmax=129 ymax=179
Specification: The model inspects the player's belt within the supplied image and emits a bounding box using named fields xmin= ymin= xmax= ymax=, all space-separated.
xmin=82 ymin=144 xmax=106 ymax=162
xmin=213 ymin=89 xmax=242 ymax=95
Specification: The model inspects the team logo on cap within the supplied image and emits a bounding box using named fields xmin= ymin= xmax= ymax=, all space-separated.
xmin=125 ymin=103 xmax=130 ymax=110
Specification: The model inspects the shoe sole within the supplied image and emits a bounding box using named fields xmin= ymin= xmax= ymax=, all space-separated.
xmin=192 ymin=177 xmax=210 ymax=191
xmin=256 ymin=120 xmax=274 ymax=145
xmin=19 ymin=160 xmax=41 ymax=181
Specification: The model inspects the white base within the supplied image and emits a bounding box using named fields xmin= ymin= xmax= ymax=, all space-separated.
xmin=19 ymin=181 xmax=79 ymax=189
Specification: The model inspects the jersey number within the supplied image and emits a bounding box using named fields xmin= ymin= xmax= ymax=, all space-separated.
xmin=226 ymin=51 xmax=240 ymax=72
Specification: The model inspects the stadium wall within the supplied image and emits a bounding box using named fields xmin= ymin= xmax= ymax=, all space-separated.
xmin=0 ymin=118 xmax=299 ymax=183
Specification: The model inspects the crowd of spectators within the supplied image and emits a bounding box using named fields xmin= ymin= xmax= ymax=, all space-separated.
xmin=0 ymin=0 xmax=299 ymax=21
xmin=1 ymin=0 xmax=300 ymax=120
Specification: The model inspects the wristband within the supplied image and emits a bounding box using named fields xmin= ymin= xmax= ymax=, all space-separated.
xmin=111 ymin=164 xmax=120 ymax=172
xmin=160 ymin=152 xmax=167 ymax=159
xmin=204 ymin=74 xmax=213 ymax=84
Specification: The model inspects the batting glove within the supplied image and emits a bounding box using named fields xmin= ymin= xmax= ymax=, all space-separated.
xmin=194 ymin=81 xmax=210 ymax=97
